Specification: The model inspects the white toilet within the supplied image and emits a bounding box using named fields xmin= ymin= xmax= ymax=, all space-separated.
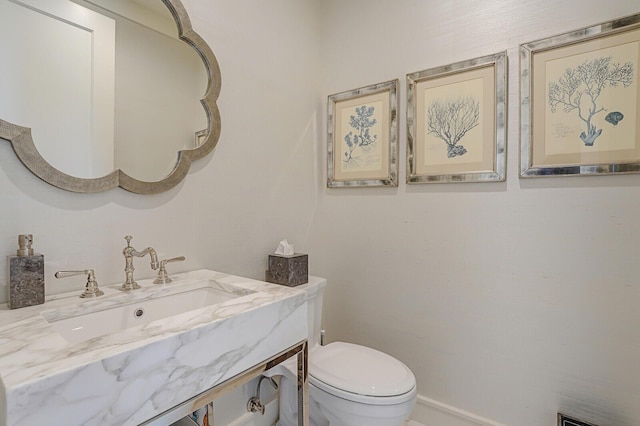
xmin=265 ymin=277 xmax=416 ymax=426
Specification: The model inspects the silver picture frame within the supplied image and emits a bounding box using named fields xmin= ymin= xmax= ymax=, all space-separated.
xmin=327 ymin=79 xmax=399 ymax=188
xmin=406 ymin=51 xmax=507 ymax=184
xmin=520 ymin=13 xmax=640 ymax=178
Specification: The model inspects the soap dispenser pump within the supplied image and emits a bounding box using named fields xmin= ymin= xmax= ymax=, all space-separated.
xmin=7 ymin=234 xmax=45 ymax=309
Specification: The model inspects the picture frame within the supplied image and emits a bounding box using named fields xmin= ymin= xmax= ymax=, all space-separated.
xmin=520 ymin=13 xmax=640 ymax=178
xmin=327 ymin=79 xmax=398 ymax=188
xmin=406 ymin=51 xmax=507 ymax=183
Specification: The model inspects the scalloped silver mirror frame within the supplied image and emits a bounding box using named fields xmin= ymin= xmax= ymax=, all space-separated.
xmin=0 ymin=0 xmax=221 ymax=194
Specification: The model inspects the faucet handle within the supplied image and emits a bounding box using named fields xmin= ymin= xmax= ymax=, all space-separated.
xmin=124 ymin=235 xmax=133 ymax=247
xmin=55 ymin=269 xmax=105 ymax=298
xmin=153 ymin=256 xmax=186 ymax=284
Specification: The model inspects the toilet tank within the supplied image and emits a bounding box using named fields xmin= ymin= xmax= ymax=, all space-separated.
xmin=297 ymin=276 xmax=326 ymax=349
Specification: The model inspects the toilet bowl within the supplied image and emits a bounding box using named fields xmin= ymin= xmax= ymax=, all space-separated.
xmin=265 ymin=277 xmax=416 ymax=426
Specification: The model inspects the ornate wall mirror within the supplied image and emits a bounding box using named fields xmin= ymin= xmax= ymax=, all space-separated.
xmin=0 ymin=0 xmax=221 ymax=194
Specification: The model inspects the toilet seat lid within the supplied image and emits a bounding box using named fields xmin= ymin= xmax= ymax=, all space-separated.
xmin=309 ymin=342 xmax=415 ymax=397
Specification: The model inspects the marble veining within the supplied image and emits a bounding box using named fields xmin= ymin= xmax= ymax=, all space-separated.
xmin=0 ymin=269 xmax=307 ymax=425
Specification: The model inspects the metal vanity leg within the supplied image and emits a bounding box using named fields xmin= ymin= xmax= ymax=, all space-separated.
xmin=297 ymin=341 xmax=309 ymax=426
xmin=206 ymin=402 xmax=213 ymax=425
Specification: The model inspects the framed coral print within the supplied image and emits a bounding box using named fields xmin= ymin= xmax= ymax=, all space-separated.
xmin=327 ymin=79 xmax=398 ymax=187
xmin=406 ymin=51 xmax=507 ymax=183
xmin=520 ymin=13 xmax=640 ymax=177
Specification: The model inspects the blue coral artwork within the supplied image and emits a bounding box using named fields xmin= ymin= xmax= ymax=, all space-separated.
xmin=427 ymin=96 xmax=480 ymax=158
xmin=340 ymin=101 xmax=383 ymax=172
xmin=546 ymin=42 xmax=636 ymax=154
xmin=421 ymin=77 xmax=485 ymax=167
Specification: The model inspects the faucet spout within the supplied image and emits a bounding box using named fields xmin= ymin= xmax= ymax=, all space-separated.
xmin=131 ymin=247 xmax=159 ymax=271
xmin=121 ymin=236 xmax=159 ymax=291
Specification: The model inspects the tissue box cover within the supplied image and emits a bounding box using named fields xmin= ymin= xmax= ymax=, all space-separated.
xmin=266 ymin=253 xmax=308 ymax=286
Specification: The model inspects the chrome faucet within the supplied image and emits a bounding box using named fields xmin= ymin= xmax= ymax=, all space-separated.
xmin=122 ymin=235 xmax=159 ymax=291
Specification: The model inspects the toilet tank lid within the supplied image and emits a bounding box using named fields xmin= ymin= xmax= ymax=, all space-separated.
xmin=310 ymin=342 xmax=415 ymax=397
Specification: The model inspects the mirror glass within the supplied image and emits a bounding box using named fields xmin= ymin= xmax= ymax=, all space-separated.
xmin=0 ymin=0 xmax=211 ymax=184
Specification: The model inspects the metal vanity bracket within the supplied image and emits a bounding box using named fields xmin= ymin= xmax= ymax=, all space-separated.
xmin=141 ymin=340 xmax=308 ymax=426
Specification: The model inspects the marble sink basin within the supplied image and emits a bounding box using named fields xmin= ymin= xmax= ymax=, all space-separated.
xmin=0 ymin=269 xmax=307 ymax=426
xmin=43 ymin=284 xmax=252 ymax=345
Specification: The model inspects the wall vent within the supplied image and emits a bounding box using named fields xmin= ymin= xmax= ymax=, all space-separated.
xmin=558 ymin=413 xmax=598 ymax=426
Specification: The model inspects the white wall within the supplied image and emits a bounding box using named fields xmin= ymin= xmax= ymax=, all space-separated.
xmin=2 ymin=1 xmax=640 ymax=426
xmin=315 ymin=1 xmax=640 ymax=425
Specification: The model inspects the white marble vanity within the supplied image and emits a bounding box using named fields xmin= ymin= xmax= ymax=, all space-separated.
xmin=0 ymin=270 xmax=308 ymax=425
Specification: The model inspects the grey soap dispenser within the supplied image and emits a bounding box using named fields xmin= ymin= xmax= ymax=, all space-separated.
xmin=7 ymin=234 xmax=45 ymax=309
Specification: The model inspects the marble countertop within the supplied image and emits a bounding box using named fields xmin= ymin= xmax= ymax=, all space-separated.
xmin=0 ymin=269 xmax=307 ymax=426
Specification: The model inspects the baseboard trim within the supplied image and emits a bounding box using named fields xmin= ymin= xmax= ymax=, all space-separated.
xmin=411 ymin=394 xmax=505 ymax=426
